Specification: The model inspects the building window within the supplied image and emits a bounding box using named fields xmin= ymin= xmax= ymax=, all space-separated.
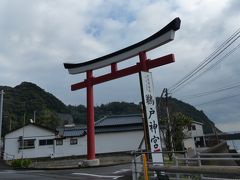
xmin=188 ymin=125 xmax=196 ymax=131
xmin=56 ymin=139 xmax=63 ymax=146
xmin=39 ymin=139 xmax=54 ymax=146
xmin=70 ymin=138 xmax=77 ymax=145
xmin=19 ymin=139 xmax=35 ymax=149
xmin=192 ymin=125 xmax=196 ymax=130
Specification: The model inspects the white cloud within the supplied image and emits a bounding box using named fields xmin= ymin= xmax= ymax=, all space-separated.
xmin=0 ymin=0 xmax=240 ymax=131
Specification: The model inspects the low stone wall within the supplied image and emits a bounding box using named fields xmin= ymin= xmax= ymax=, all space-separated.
xmin=29 ymin=153 xmax=132 ymax=169
xmin=200 ymin=141 xmax=237 ymax=166
xmin=203 ymin=141 xmax=229 ymax=153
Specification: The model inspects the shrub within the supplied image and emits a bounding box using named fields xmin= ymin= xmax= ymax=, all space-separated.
xmin=11 ymin=159 xmax=32 ymax=168
xmin=11 ymin=159 xmax=22 ymax=168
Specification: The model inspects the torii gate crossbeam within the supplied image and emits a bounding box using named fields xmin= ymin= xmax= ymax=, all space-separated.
xmin=71 ymin=54 xmax=174 ymax=91
xmin=64 ymin=17 xmax=181 ymax=162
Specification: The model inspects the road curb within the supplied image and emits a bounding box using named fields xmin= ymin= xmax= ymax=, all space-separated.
xmin=12 ymin=162 xmax=131 ymax=171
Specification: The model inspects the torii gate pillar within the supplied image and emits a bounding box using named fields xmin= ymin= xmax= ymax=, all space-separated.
xmin=86 ymin=70 xmax=95 ymax=160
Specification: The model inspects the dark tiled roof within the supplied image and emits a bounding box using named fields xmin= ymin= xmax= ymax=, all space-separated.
xmin=95 ymin=114 xmax=143 ymax=126
xmin=63 ymin=129 xmax=86 ymax=137
xmin=95 ymin=124 xmax=143 ymax=133
xmin=59 ymin=114 xmax=143 ymax=137
xmin=57 ymin=126 xmax=86 ymax=137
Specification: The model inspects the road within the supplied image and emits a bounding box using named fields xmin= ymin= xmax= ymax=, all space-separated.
xmin=0 ymin=164 xmax=132 ymax=180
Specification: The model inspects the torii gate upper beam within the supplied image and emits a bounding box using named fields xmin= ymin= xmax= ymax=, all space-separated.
xmin=64 ymin=17 xmax=180 ymax=75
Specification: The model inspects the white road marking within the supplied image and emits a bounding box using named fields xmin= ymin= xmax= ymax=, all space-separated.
xmin=113 ymin=169 xmax=131 ymax=174
xmin=72 ymin=172 xmax=123 ymax=179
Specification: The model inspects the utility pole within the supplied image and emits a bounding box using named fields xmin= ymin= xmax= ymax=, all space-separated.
xmin=21 ymin=102 xmax=26 ymax=160
xmin=163 ymin=88 xmax=175 ymax=160
xmin=0 ymin=90 xmax=4 ymax=156
xmin=33 ymin=110 xmax=37 ymax=123
xmin=9 ymin=116 xmax=12 ymax=131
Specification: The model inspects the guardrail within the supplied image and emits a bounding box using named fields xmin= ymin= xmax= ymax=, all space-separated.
xmin=148 ymin=165 xmax=240 ymax=175
xmin=131 ymin=151 xmax=240 ymax=180
xmin=131 ymin=150 xmax=186 ymax=179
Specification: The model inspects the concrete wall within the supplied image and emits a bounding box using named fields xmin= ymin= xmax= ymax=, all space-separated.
xmin=183 ymin=138 xmax=196 ymax=157
xmin=54 ymin=136 xmax=87 ymax=158
xmin=54 ymin=130 xmax=144 ymax=158
xmin=95 ymin=130 xmax=144 ymax=154
xmin=5 ymin=125 xmax=145 ymax=159
xmin=200 ymin=141 xmax=237 ymax=166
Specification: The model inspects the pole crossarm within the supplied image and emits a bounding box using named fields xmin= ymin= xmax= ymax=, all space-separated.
xmin=71 ymin=54 xmax=175 ymax=91
xmin=64 ymin=17 xmax=180 ymax=75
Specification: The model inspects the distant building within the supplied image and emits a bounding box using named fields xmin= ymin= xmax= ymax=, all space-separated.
xmin=4 ymin=114 xmax=145 ymax=160
xmin=183 ymin=121 xmax=206 ymax=155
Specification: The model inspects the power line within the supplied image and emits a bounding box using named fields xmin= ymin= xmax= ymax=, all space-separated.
xmin=181 ymin=42 xmax=240 ymax=88
xmin=194 ymin=93 xmax=240 ymax=107
xmin=169 ymin=28 xmax=240 ymax=93
xmin=170 ymin=35 xmax=240 ymax=93
xmin=180 ymin=81 xmax=240 ymax=100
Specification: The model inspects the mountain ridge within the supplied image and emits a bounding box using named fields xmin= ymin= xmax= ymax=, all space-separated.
xmin=1 ymin=82 xmax=217 ymax=135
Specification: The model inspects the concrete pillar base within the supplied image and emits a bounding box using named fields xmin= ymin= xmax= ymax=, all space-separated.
xmin=78 ymin=159 xmax=100 ymax=167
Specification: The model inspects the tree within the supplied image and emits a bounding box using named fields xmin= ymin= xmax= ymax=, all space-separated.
xmin=160 ymin=112 xmax=192 ymax=160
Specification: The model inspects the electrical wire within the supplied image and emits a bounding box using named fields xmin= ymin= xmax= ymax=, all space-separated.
xmin=169 ymin=30 xmax=239 ymax=92
xmin=180 ymin=81 xmax=240 ymax=100
xmin=170 ymin=35 xmax=240 ymax=93
xmin=194 ymin=93 xmax=240 ymax=107
xmin=172 ymin=42 xmax=240 ymax=92
xmin=169 ymin=28 xmax=240 ymax=93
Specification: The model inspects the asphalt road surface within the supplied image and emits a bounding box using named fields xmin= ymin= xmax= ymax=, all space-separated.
xmin=0 ymin=164 xmax=132 ymax=180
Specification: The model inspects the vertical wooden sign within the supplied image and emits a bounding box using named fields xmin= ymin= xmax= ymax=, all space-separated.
xmin=139 ymin=71 xmax=163 ymax=165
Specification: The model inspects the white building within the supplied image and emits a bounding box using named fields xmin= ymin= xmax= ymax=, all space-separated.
xmin=183 ymin=121 xmax=205 ymax=155
xmin=4 ymin=124 xmax=56 ymax=160
xmin=4 ymin=114 xmax=145 ymax=160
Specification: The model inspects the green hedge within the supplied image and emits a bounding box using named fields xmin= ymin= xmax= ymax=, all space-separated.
xmin=11 ymin=159 xmax=32 ymax=168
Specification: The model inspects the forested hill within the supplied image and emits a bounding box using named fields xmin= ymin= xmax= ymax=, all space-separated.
xmin=68 ymin=101 xmax=141 ymax=125
xmin=69 ymin=98 xmax=216 ymax=133
xmin=0 ymin=82 xmax=69 ymax=135
xmin=1 ymin=82 xmax=216 ymax=135
xmin=156 ymin=97 xmax=216 ymax=133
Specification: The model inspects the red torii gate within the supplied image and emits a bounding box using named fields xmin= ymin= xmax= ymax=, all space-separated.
xmin=64 ymin=17 xmax=181 ymax=162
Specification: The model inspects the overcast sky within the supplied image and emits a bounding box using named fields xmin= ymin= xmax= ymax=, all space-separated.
xmin=0 ymin=0 xmax=240 ymax=132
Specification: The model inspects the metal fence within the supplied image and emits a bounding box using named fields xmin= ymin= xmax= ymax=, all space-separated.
xmin=131 ymin=151 xmax=240 ymax=180
xmin=131 ymin=150 xmax=186 ymax=180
